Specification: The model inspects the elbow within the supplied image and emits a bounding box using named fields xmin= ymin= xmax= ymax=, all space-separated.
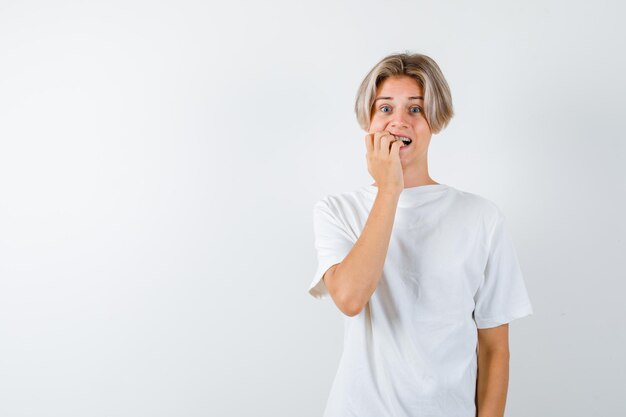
xmin=337 ymin=294 xmax=365 ymax=317
xmin=336 ymin=299 xmax=360 ymax=317
xmin=328 ymin=264 xmax=367 ymax=317
xmin=345 ymin=301 xmax=364 ymax=317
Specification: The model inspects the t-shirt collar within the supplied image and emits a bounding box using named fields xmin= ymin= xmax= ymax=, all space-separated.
xmin=361 ymin=183 xmax=451 ymax=207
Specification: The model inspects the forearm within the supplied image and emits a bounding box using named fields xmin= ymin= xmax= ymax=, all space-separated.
xmin=335 ymin=189 xmax=400 ymax=314
xmin=476 ymin=349 xmax=510 ymax=417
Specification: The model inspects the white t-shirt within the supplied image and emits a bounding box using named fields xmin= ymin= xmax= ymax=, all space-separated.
xmin=308 ymin=183 xmax=533 ymax=417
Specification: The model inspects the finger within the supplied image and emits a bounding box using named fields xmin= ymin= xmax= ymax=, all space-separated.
xmin=390 ymin=138 xmax=401 ymax=157
xmin=375 ymin=132 xmax=385 ymax=155
xmin=374 ymin=131 xmax=384 ymax=153
xmin=379 ymin=132 xmax=393 ymax=155
xmin=373 ymin=131 xmax=381 ymax=153
xmin=364 ymin=133 xmax=374 ymax=154
xmin=385 ymin=133 xmax=400 ymax=152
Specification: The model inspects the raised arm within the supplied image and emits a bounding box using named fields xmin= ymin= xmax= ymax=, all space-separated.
xmin=324 ymin=189 xmax=400 ymax=316
xmin=324 ymin=131 xmax=404 ymax=316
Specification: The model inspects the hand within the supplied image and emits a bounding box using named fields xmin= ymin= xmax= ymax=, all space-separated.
xmin=364 ymin=130 xmax=404 ymax=195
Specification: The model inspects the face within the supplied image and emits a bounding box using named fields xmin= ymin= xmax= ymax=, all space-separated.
xmin=368 ymin=75 xmax=432 ymax=168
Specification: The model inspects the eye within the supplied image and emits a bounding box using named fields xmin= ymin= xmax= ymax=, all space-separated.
xmin=377 ymin=105 xmax=422 ymax=115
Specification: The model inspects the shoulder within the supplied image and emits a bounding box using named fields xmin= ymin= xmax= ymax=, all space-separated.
xmin=313 ymin=187 xmax=365 ymax=215
xmin=448 ymin=186 xmax=504 ymax=226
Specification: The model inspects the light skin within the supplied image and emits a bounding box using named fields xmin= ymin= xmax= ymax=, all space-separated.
xmin=326 ymin=74 xmax=511 ymax=414
xmin=367 ymin=75 xmax=439 ymax=189
xmin=368 ymin=75 xmax=511 ymax=416
xmin=476 ymin=323 xmax=510 ymax=417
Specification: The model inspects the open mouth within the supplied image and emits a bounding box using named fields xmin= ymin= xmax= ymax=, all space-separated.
xmin=394 ymin=136 xmax=413 ymax=147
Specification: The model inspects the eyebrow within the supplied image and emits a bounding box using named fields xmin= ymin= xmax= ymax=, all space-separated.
xmin=374 ymin=96 xmax=424 ymax=102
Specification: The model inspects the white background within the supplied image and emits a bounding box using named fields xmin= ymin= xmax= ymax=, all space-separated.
xmin=0 ymin=0 xmax=624 ymax=416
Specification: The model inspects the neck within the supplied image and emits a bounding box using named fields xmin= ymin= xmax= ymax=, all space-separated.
xmin=372 ymin=155 xmax=438 ymax=188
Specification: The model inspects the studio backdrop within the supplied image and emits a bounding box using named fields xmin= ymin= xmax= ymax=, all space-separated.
xmin=0 ymin=1 xmax=624 ymax=416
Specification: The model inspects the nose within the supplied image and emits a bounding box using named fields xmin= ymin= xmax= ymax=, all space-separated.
xmin=388 ymin=112 xmax=410 ymax=129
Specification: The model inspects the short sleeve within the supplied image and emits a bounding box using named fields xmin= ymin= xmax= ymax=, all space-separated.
xmin=308 ymin=199 xmax=355 ymax=300
xmin=473 ymin=208 xmax=534 ymax=328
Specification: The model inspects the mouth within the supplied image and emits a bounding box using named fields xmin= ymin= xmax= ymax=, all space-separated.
xmin=389 ymin=132 xmax=413 ymax=147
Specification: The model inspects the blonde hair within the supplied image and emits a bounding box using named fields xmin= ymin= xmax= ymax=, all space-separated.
xmin=354 ymin=52 xmax=454 ymax=134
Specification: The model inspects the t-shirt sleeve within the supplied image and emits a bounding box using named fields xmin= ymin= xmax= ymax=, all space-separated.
xmin=473 ymin=207 xmax=534 ymax=329
xmin=308 ymin=199 xmax=355 ymax=300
